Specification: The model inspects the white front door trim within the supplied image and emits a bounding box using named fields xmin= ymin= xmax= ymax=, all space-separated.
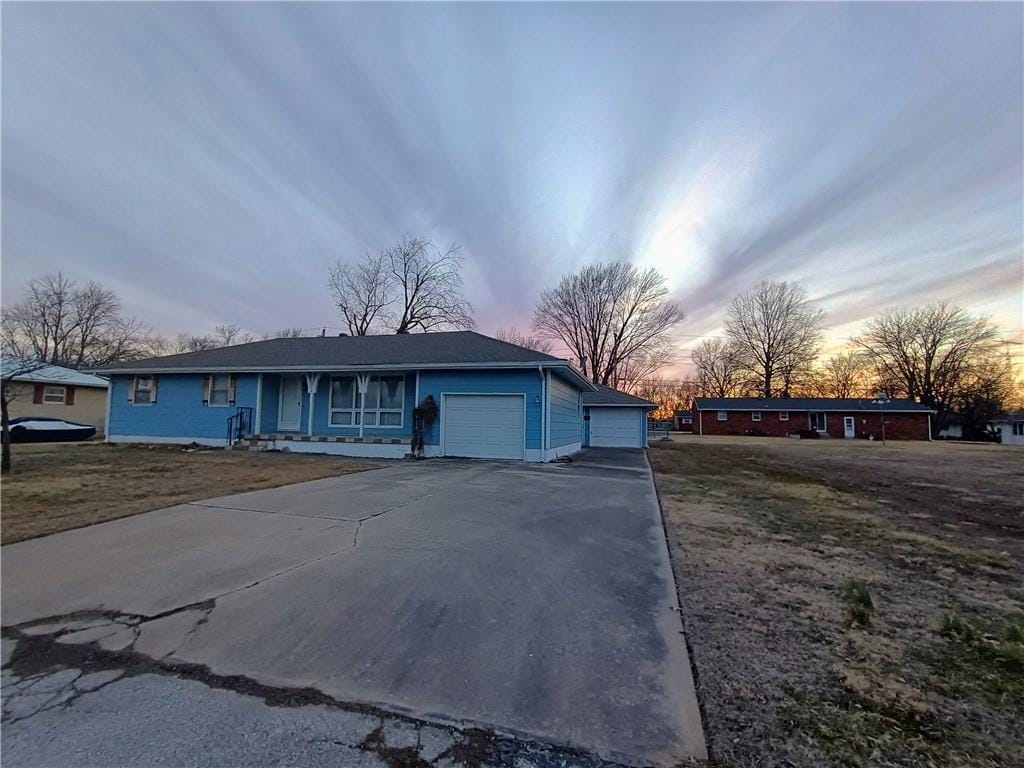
xmin=278 ymin=375 xmax=302 ymax=431
xmin=843 ymin=416 xmax=856 ymax=438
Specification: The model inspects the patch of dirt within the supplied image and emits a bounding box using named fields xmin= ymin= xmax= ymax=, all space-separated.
xmin=651 ymin=437 xmax=1024 ymax=768
xmin=0 ymin=442 xmax=378 ymax=544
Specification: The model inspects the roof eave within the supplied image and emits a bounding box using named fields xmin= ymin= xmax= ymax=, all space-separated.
xmin=90 ymin=359 xmax=599 ymax=390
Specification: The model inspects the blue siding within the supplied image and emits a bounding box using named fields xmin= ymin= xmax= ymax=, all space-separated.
xmin=548 ymin=374 xmax=582 ymax=448
xmin=110 ymin=368 xmax=588 ymax=453
xmin=108 ymin=374 xmax=259 ymax=440
xmin=419 ymin=369 xmax=543 ymax=448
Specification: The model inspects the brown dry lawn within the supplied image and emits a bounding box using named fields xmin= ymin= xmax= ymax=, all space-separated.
xmin=1 ymin=442 xmax=378 ymax=545
xmin=652 ymin=436 xmax=1024 ymax=768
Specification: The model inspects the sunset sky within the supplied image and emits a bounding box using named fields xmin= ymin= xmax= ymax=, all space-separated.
xmin=3 ymin=2 xmax=1022 ymax=374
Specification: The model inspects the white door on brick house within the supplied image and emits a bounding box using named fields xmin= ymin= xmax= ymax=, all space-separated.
xmin=278 ymin=376 xmax=302 ymax=431
xmin=843 ymin=416 xmax=856 ymax=438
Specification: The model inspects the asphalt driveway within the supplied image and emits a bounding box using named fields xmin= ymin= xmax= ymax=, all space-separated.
xmin=2 ymin=448 xmax=704 ymax=766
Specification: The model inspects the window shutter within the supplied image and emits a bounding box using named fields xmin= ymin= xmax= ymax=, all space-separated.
xmin=228 ymin=375 xmax=236 ymax=406
xmin=66 ymin=386 xmax=76 ymax=406
xmin=150 ymin=377 xmax=158 ymax=404
xmin=33 ymin=384 xmax=44 ymax=404
xmin=128 ymin=377 xmax=136 ymax=404
xmin=202 ymin=375 xmax=211 ymax=405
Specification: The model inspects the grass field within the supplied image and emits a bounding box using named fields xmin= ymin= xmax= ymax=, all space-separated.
xmin=651 ymin=436 xmax=1024 ymax=768
xmin=1 ymin=442 xmax=377 ymax=545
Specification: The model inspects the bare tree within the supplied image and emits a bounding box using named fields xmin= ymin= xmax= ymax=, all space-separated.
xmin=725 ymin=281 xmax=825 ymax=398
xmin=691 ymin=338 xmax=745 ymax=397
xmin=173 ymin=334 xmax=218 ymax=353
xmin=329 ymin=237 xmax=474 ymax=334
xmin=329 ymin=251 xmax=391 ymax=336
xmin=387 ymin=237 xmax=474 ymax=333
xmin=213 ymin=324 xmax=256 ymax=346
xmin=2 ymin=273 xmax=155 ymax=368
xmin=494 ymin=327 xmax=554 ymax=355
xmin=816 ymin=351 xmax=871 ymax=398
xmin=1 ymin=358 xmax=50 ymax=474
xmin=854 ymin=302 xmax=1002 ymax=425
xmin=609 ymin=347 xmax=676 ymax=392
xmin=533 ymin=262 xmax=685 ymax=386
xmin=634 ymin=376 xmax=698 ymax=420
xmin=953 ymin=353 xmax=1015 ymax=440
xmin=263 ymin=328 xmax=306 ymax=339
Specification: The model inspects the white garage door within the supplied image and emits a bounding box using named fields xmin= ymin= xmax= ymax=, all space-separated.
xmin=443 ymin=394 xmax=525 ymax=460
xmin=590 ymin=408 xmax=644 ymax=448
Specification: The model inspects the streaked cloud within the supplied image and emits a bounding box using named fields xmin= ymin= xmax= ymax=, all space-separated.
xmin=2 ymin=2 xmax=1020 ymax=368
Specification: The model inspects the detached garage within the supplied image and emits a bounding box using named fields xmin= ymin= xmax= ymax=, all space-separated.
xmin=582 ymin=385 xmax=656 ymax=448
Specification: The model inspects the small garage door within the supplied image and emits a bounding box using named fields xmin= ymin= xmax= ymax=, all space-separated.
xmin=589 ymin=407 xmax=644 ymax=448
xmin=443 ymin=394 xmax=525 ymax=460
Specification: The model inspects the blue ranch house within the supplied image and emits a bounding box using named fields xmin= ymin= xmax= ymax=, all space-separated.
xmin=93 ymin=331 xmax=653 ymax=461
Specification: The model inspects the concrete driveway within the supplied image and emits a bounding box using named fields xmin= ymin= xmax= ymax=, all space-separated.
xmin=2 ymin=449 xmax=704 ymax=766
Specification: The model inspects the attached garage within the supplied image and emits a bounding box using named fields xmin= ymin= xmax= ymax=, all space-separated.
xmin=582 ymin=385 xmax=656 ymax=449
xmin=441 ymin=393 xmax=525 ymax=460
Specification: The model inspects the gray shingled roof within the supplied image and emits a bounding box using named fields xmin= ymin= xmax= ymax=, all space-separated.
xmin=92 ymin=331 xmax=578 ymax=373
xmin=694 ymin=397 xmax=935 ymax=413
xmin=583 ymin=384 xmax=657 ymax=408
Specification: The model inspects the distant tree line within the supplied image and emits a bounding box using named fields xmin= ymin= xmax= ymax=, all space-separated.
xmin=684 ymin=281 xmax=1017 ymax=439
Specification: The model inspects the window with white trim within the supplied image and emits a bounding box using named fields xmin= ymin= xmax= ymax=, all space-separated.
xmin=209 ymin=374 xmax=231 ymax=406
xmin=810 ymin=412 xmax=827 ymax=431
xmin=329 ymin=375 xmax=404 ymax=427
xmin=1013 ymin=422 xmax=1024 ymax=437
xmin=751 ymin=412 xmax=761 ymax=422
xmin=717 ymin=411 xmax=728 ymax=421
xmin=43 ymin=386 xmax=66 ymax=404
xmin=133 ymin=376 xmax=154 ymax=405
xmin=779 ymin=411 xmax=789 ymax=421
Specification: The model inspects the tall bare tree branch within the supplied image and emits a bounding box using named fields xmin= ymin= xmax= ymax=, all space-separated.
xmin=533 ymin=262 xmax=685 ymax=386
xmin=494 ymin=327 xmax=554 ymax=355
xmin=725 ymin=280 xmax=825 ymax=398
xmin=854 ymin=302 xmax=1002 ymax=426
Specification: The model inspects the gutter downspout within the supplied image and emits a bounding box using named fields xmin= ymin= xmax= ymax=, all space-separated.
xmin=104 ymin=378 xmax=113 ymax=443
xmin=698 ymin=408 xmax=703 ymax=436
xmin=540 ymin=366 xmax=548 ymax=462
xmin=928 ymin=412 xmax=933 ymax=441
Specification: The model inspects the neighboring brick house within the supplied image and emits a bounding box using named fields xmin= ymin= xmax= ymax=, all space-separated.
xmin=673 ymin=410 xmax=694 ymax=432
xmin=693 ymin=397 xmax=935 ymax=441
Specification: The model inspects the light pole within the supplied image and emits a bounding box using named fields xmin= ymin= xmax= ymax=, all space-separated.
xmin=872 ymin=391 xmax=891 ymax=445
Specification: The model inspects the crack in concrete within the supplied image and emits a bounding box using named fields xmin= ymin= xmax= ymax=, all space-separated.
xmin=0 ymin=625 xmax=624 ymax=768
xmin=187 ymin=491 xmax=433 ymax=527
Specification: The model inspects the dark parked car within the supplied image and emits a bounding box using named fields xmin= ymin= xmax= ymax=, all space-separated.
xmin=8 ymin=417 xmax=97 ymax=443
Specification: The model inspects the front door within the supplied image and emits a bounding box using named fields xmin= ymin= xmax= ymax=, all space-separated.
xmin=278 ymin=376 xmax=302 ymax=431
xmin=843 ymin=416 xmax=856 ymax=438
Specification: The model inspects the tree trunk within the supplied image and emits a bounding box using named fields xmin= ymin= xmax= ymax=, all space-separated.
xmin=1 ymin=387 xmax=12 ymax=475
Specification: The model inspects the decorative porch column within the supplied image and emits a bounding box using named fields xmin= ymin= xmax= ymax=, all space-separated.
xmin=304 ymin=373 xmax=322 ymax=437
xmin=356 ymin=373 xmax=371 ymax=439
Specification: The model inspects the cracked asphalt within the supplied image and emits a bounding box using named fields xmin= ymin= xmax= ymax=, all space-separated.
xmin=2 ymin=449 xmax=705 ymax=767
